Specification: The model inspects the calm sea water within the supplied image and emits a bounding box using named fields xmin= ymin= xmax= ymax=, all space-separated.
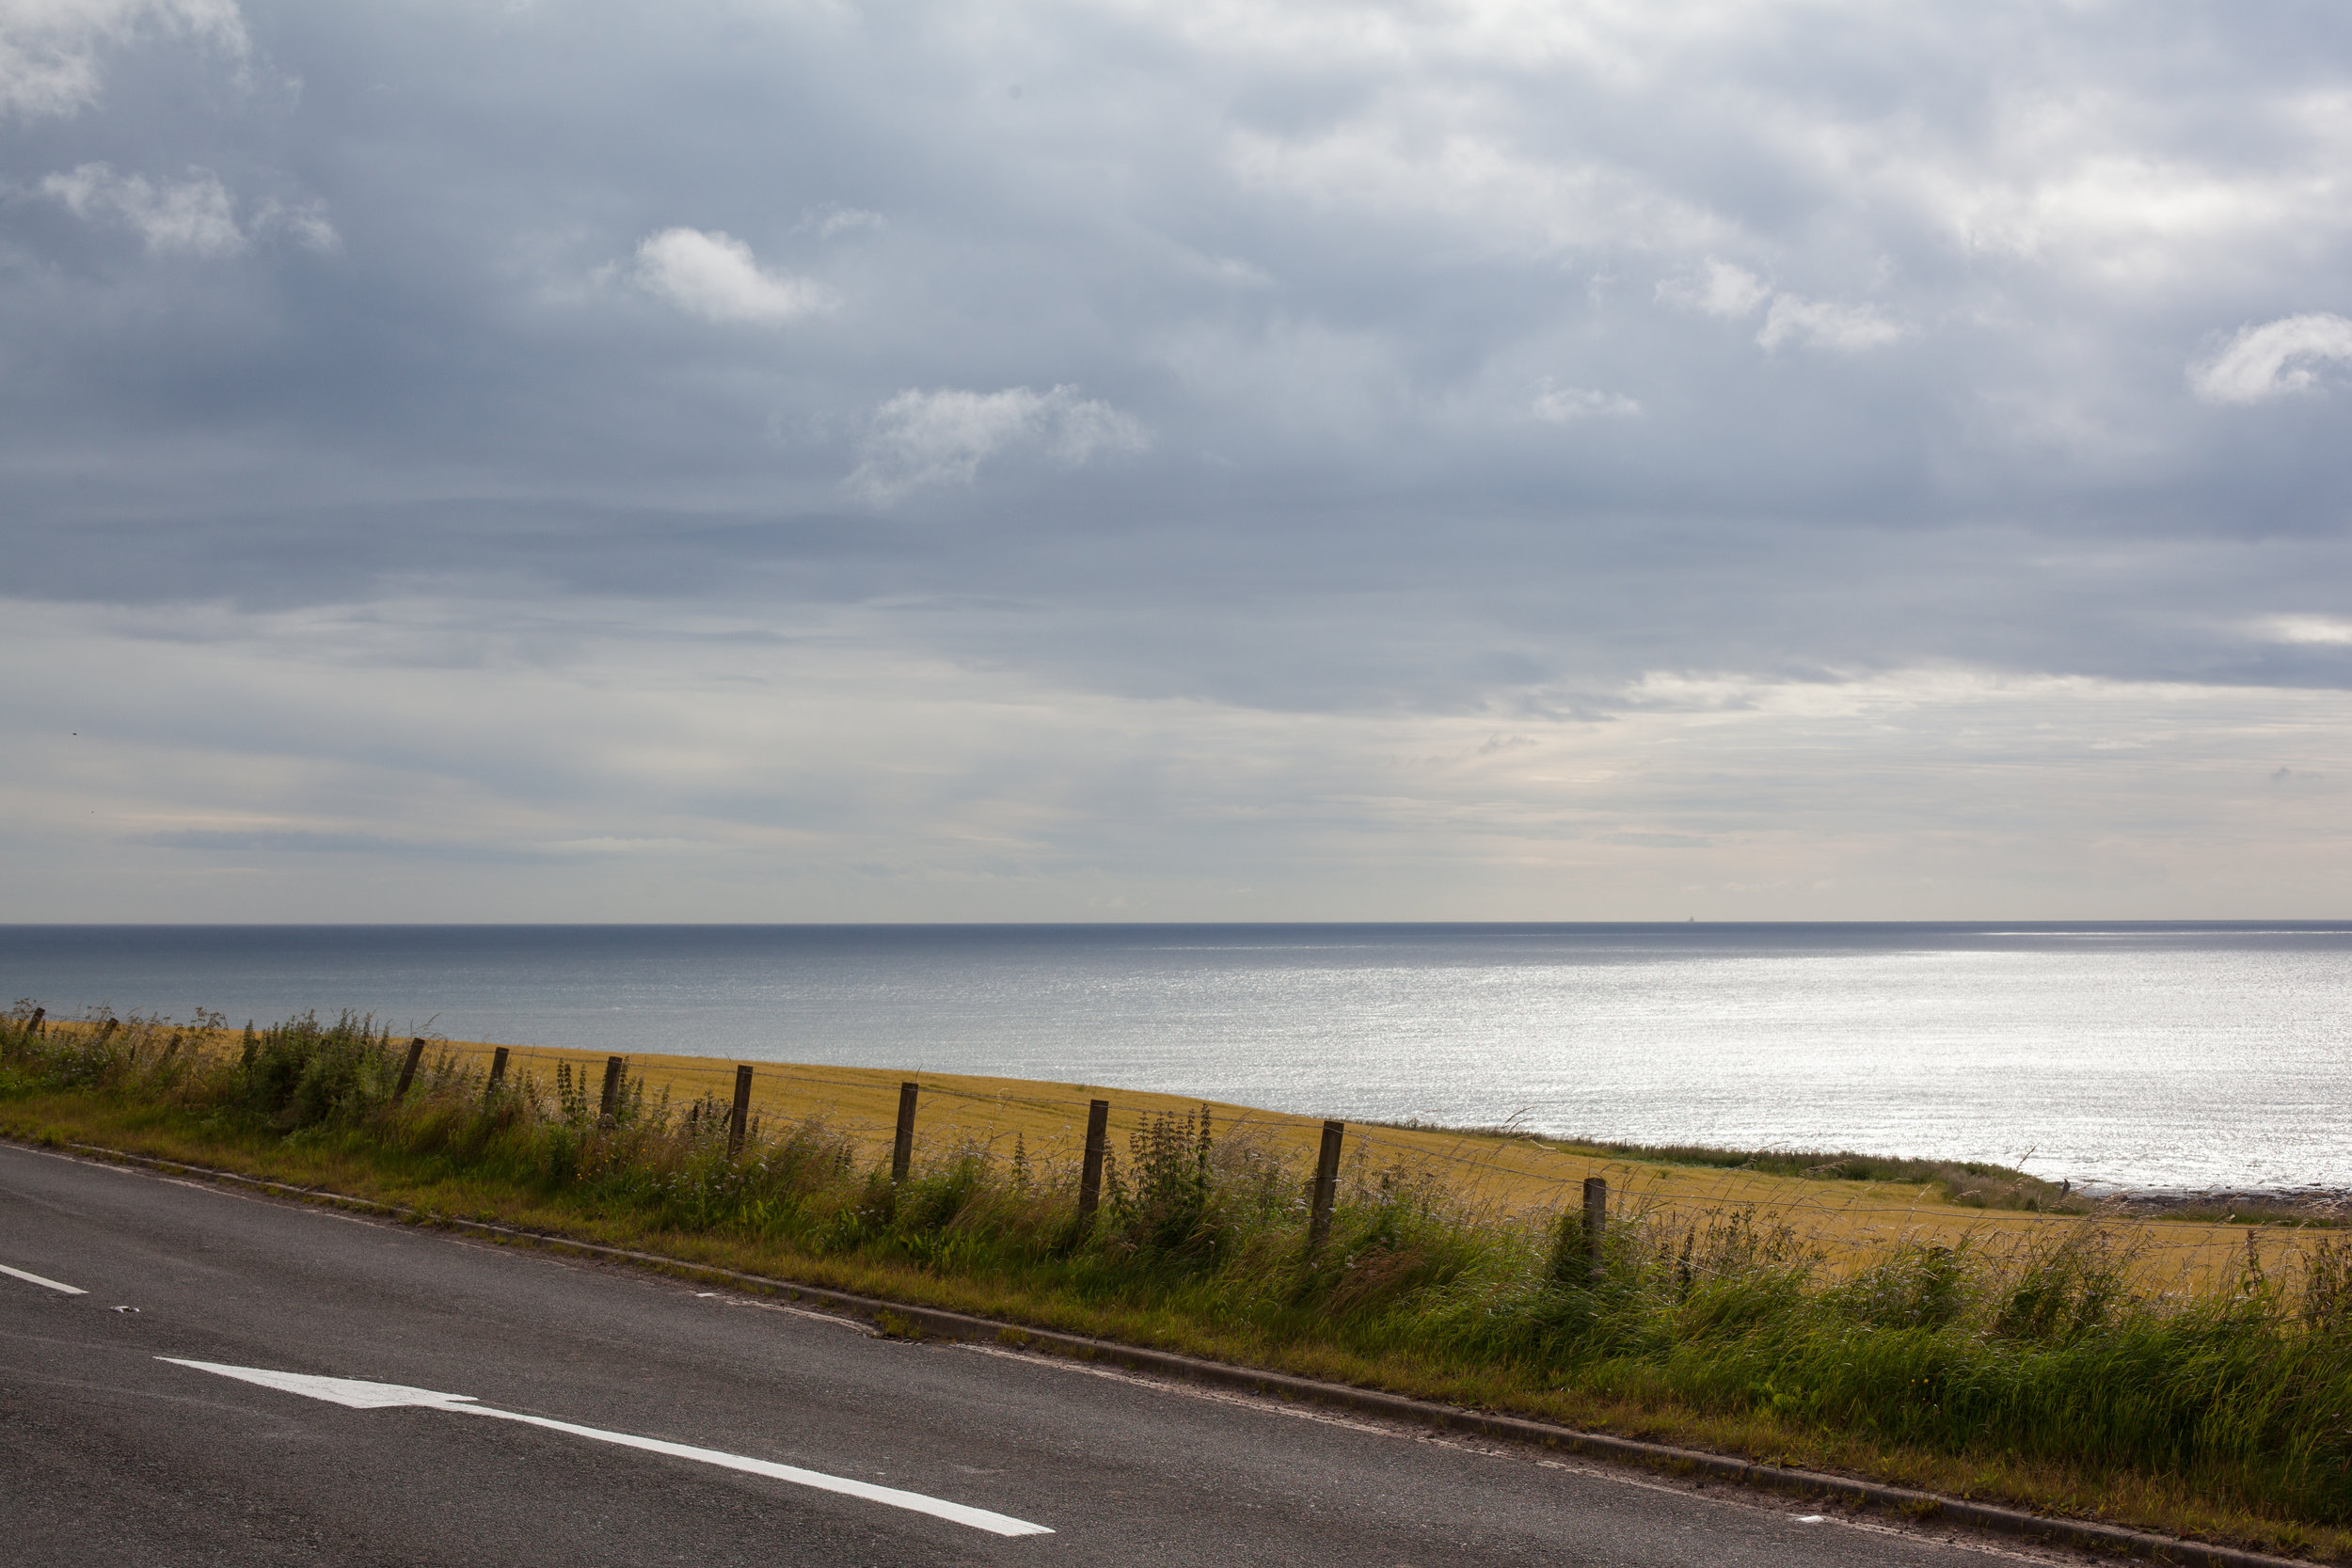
xmin=6 ymin=923 xmax=2346 ymax=1193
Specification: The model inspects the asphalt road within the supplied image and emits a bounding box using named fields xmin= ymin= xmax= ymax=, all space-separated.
xmin=2 ymin=1142 xmax=2076 ymax=1567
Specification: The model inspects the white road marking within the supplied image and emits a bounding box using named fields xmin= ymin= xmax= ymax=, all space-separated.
xmin=691 ymin=1290 xmax=864 ymax=1329
xmin=0 ymin=1262 xmax=86 ymax=1295
xmin=161 ymin=1362 xmax=475 ymax=1409
xmin=157 ymin=1358 xmax=1052 ymax=1538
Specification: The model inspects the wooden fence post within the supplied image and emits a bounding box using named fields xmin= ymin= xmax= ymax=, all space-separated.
xmin=485 ymin=1047 xmax=509 ymax=1100
xmin=27 ymin=1007 xmax=44 ymax=1036
xmin=394 ymin=1037 xmax=426 ymax=1101
xmin=1076 ymin=1099 xmax=1110 ymax=1228
xmin=891 ymin=1082 xmax=919 ymax=1182
xmin=728 ymin=1064 xmax=754 ymax=1158
xmin=598 ymin=1055 xmax=626 ymax=1122
xmin=1307 ymin=1119 xmax=1345 ymax=1256
xmin=1582 ymin=1176 xmax=1608 ymax=1281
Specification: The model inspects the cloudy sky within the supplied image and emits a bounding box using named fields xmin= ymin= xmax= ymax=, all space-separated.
xmin=6 ymin=0 xmax=2351 ymax=921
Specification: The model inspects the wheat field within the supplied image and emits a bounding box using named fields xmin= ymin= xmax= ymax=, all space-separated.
xmin=432 ymin=1035 xmax=2309 ymax=1291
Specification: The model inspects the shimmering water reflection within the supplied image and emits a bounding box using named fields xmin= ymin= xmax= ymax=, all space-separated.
xmin=6 ymin=923 xmax=2345 ymax=1191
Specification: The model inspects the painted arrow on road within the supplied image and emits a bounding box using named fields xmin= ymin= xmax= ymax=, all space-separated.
xmin=159 ymin=1357 xmax=1052 ymax=1538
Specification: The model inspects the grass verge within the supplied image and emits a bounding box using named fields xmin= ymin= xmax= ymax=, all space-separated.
xmin=6 ymin=1006 xmax=2349 ymax=1560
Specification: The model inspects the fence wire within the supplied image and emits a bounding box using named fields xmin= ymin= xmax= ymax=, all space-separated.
xmin=24 ymin=1014 xmax=2331 ymax=1286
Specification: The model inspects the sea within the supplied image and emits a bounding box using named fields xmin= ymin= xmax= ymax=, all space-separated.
xmin=5 ymin=923 xmax=2346 ymax=1194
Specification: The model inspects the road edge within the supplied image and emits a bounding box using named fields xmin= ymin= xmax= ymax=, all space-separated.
xmin=20 ymin=1132 xmax=2314 ymax=1568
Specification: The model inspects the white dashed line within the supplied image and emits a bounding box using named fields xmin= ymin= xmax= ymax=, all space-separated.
xmin=0 ymin=1262 xmax=87 ymax=1295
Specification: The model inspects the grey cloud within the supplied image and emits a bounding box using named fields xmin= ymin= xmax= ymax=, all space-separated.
xmin=137 ymin=828 xmax=433 ymax=853
xmin=134 ymin=827 xmax=691 ymax=863
xmin=9 ymin=0 xmax=2352 ymax=915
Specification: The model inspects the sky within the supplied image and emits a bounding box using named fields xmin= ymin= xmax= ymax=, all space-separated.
xmin=4 ymin=0 xmax=2351 ymax=922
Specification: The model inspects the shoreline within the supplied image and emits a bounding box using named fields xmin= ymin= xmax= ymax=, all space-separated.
xmin=8 ymin=919 xmax=2349 ymax=1197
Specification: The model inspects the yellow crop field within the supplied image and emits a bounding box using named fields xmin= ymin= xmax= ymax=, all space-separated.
xmin=31 ymin=1018 xmax=2307 ymax=1290
xmin=445 ymin=1037 xmax=2307 ymax=1293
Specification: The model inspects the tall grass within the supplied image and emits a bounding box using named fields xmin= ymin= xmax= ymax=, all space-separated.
xmin=8 ymin=1004 xmax=2351 ymax=1529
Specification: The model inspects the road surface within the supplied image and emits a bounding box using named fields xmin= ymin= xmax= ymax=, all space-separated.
xmin=2 ymin=1141 xmax=2076 ymax=1566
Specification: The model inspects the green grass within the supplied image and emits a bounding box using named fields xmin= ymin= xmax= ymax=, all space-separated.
xmin=8 ymin=1004 xmax=2352 ymax=1560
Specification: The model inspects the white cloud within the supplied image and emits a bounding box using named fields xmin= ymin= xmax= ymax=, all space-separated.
xmin=1660 ymin=260 xmax=1908 ymax=354
xmin=1756 ymin=293 xmax=1910 ymax=353
xmin=0 ymin=0 xmax=245 ymax=119
xmin=43 ymin=163 xmax=243 ymax=255
xmin=632 ymin=227 xmax=832 ymax=325
xmin=798 ymin=204 xmax=884 ymax=240
xmin=847 ymin=385 xmax=1150 ymax=503
xmin=2189 ymin=314 xmax=2352 ymax=405
xmin=1170 ymin=246 xmax=1274 ymax=290
xmin=2249 ymin=613 xmax=2352 ymax=647
xmin=1228 ymin=115 xmax=1728 ymax=262
xmin=40 ymin=162 xmax=338 ymax=256
xmin=1656 ymin=259 xmax=1772 ymax=319
xmin=1939 ymin=155 xmax=2328 ymax=284
xmin=257 ymin=198 xmax=340 ymax=253
xmin=1532 ymin=382 xmax=1640 ymax=422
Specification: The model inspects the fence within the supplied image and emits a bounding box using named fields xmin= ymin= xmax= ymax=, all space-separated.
xmin=8 ymin=1010 xmax=2332 ymax=1292
xmin=404 ymin=1036 xmax=2328 ymax=1292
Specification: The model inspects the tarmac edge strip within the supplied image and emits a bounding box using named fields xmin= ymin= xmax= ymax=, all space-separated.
xmin=16 ymin=1133 xmax=2307 ymax=1568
